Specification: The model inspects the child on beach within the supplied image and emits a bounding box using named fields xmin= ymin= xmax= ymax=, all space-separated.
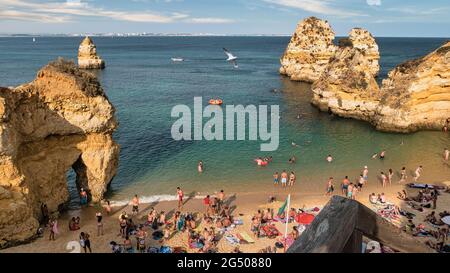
xmin=414 ymin=166 xmax=423 ymax=182
xmin=288 ymin=172 xmax=296 ymax=187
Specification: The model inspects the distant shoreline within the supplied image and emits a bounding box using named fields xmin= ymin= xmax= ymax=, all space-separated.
xmin=0 ymin=34 xmax=448 ymax=38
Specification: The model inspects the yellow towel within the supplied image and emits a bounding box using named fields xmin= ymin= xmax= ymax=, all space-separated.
xmin=239 ymin=232 xmax=255 ymax=243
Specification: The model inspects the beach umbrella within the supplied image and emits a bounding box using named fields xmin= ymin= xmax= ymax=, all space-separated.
xmin=442 ymin=216 xmax=450 ymax=225
xmin=295 ymin=213 xmax=315 ymax=225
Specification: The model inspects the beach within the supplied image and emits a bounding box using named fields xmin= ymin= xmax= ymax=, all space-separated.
xmin=2 ymin=178 xmax=449 ymax=253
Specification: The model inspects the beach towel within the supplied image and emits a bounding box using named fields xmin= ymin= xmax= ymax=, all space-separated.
xmin=295 ymin=213 xmax=315 ymax=225
xmin=233 ymin=219 xmax=244 ymax=225
xmin=273 ymin=215 xmax=287 ymax=223
xmin=261 ymin=225 xmax=280 ymax=238
xmin=237 ymin=232 xmax=255 ymax=244
xmin=407 ymin=183 xmax=445 ymax=190
xmin=225 ymin=235 xmax=240 ymax=246
xmin=159 ymin=246 xmax=172 ymax=253
xmin=189 ymin=242 xmax=204 ymax=249
xmin=173 ymin=247 xmax=187 ymax=253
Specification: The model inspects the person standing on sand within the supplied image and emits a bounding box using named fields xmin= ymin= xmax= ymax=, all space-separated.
xmin=444 ymin=148 xmax=450 ymax=161
xmin=414 ymin=166 xmax=423 ymax=182
xmin=203 ymin=195 xmax=211 ymax=214
xmin=218 ymin=190 xmax=225 ymax=211
xmin=96 ymin=212 xmax=103 ymax=236
xmin=363 ymin=166 xmax=369 ymax=183
xmin=103 ymin=200 xmax=112 ymax=215
xmin=381 ymin=172 xmax=388 ymax=188
xmin=347 ymin=183 xmax=353 ymax=199
xmin=388 ymin=169 xmax=394 ymax=186
xmin=131 ymin=194 xmax=139 ymax=216
xmin=288 ymin=172 xmax=296 ymax=187
xmin=281 ymin=170 xmax=288 ymax=188
xmin=326 ymin=177 xmax=334 ymax=196
xmin=49 ymin=218 xmax=56 ymax=241
xmin=342 ymin=176 xmax=350 ymax=196
xmin=358 ymin=174 xmax=365 ymax=189
xmin=177 ymin=187 xmax=184 ymax=209
xmin=400 ymin=167 xmax=407 ymax=183
xmin=80 ymin=232 xmax=92 ymax=253
xmin=80 ymin=188 xmax=88 ymax=206
xmin=273 ymin=172 xmax=279 ymax=186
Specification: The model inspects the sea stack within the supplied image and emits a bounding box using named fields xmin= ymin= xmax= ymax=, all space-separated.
xmin=78 ymin=36 xmax=105 ymax=69
xmin=279 ymin=17 xmax=336 ymax=83
xmin=0 ymin=59 xmax=119 ymax=248
xmin=348 ymin=28 xmax=380 ymax=77
xmin=311 ymin=43 xmax=380 ymax=122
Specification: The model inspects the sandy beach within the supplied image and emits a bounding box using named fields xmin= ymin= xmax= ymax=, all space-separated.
xmin=2 ymin=178 xmax=449 ymax=253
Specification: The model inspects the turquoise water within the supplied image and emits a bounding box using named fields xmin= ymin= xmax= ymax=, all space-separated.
xmin=0 ymin=36 xmax=449 ymax=203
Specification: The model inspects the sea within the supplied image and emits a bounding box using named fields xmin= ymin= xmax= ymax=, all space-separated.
xmin=0 ymin=36 xmax=449 ymax=207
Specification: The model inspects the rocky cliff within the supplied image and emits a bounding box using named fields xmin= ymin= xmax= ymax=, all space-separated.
xmin=0 ymin=59 xmax=119 ymax=247
xmin=78 ymin=36 xmax=105 ymax=69
xmin=312 ymin=41 xmax=450 ymax=132
xmin=374 ymin=41 xmax=450 ymax=132
xmin=279 ymin=17 xmax=336 ymax=83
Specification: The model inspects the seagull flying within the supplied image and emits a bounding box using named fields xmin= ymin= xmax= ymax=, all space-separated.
xmin=223 ymin=48 xmax=238 ymax=68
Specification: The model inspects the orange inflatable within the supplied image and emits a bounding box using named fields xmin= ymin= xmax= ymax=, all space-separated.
xmin=209 ymin=99 xmax=223 ymax=105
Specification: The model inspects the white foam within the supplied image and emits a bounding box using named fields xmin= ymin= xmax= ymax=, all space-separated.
xmin=109 ymin=194 xmax=206 ymax=207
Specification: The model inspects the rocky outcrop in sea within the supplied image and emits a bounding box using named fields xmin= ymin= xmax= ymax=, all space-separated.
xmin=78 ymin=36 xmax=105 ymax=69
xmin=0 ymin=59 xmax=119 ymax=247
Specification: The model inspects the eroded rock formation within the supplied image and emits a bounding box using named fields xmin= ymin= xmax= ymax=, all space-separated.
xmin=374 ymin=41 xmax=450 ymax=132
xmin=280 ymin=17 xmax=380 ymax=83
xmin=279 ymin=17 xmax=336 ymax=83
xmin=311 ymin=44 xmax=380 ymax=121
xmin=312 ymin=41 xmax=450 ymax=132
xmin=348 ymin=28 xmax=380 ymax=77
xmin=0 ymin=59 xmax=119 ymax=247
xmin=78 ymin=36 xmax=105 ymax=69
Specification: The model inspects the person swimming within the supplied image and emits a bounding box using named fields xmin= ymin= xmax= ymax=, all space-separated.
xmin=326 ymin=155 xmax=333 ymax=163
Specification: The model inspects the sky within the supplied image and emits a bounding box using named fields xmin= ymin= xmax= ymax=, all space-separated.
xmin=0 ymin=0 xmax=449 ymax=37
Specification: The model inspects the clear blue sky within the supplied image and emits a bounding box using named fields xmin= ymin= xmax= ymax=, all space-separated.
xmin=1 ymin=0 xmax=449 ymax=37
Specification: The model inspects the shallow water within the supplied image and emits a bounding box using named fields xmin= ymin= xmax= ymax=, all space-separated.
xmin=0 ymin=36 xmax=449 ymax=204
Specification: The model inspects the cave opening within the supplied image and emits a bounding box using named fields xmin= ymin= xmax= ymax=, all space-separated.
xmin=65 ymin=155 xmax=89 ymax=210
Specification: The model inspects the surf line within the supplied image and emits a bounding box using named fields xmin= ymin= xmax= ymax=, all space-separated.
xmin=171 ymin=97 xmax=279 ymax=151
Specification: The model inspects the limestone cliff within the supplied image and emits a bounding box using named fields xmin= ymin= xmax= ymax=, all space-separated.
xmin=374 ymin=41 xmax=450 ymax=132
xmin=348 ymin=28 xmax=380 ymax=77
xmin=0 ymin=59 xmax=119 ymax=247
xmin=279 ymin=17 xmax=336 ymax=83
xmin=311 ymin=45 xmax=380 ymax=121
xmin=78 ymin=36 xmax=105 ymax=69
xmin=312 ymin=41 xmax=450 ymax=133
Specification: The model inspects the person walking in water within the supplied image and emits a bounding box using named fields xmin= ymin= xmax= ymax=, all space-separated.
xmin=131 ymin=194 xmax=139 ymax=216
xmin=444 ymin=148 xmax=450 ymax=161
xmin=281 ymin=170 xmax=288 ymax=188
xmin=177 ymin=187 xmax=184 ymax=209
xmin=380 ymin=150 xmax=386 ymax=159
xmin=198 ymin=161 xmax=204 ymax=173
xmin=400 ymin=167 xmax=407 ymax=183
xmin=414 ymin=166 xmax=423 ymax=182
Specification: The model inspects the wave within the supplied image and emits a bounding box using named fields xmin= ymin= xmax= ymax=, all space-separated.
xmin=109 ymin=194 xmax=207 ymax=207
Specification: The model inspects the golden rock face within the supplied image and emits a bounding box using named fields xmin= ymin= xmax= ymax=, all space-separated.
xmin=78 ymin=36 xmax=105 ymax=69
xmin=0 ymin=59 xmax=118 ymax=247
